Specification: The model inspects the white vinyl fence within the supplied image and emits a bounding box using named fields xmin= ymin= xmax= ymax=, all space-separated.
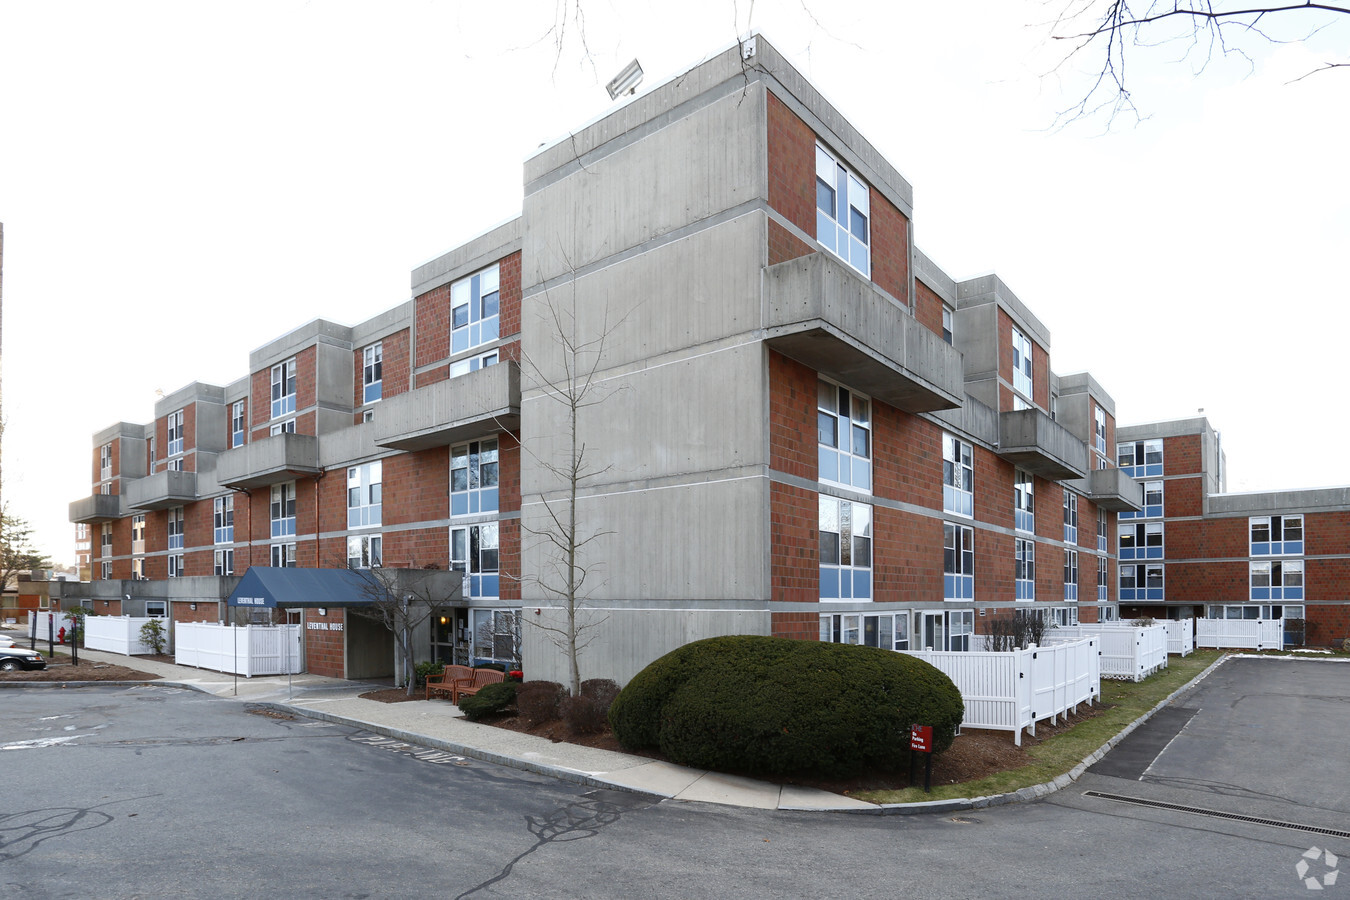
xmin=26 ymin=611 xmax=79 ymax=641
xmin=175 ymin=623 xmax=303 ymax=676
xmin=904 ymin=637 xmax=1100 ymax=746
xmin=1196 ymin=618 xmax=1284 ymax=651
xmin=83 ymin=616 xmax=161 ymax=655
xmin=1050 ymin=623 xmax=1168 ymax=681
xmin=1163 ymin=619 xmax=1194 ymax=657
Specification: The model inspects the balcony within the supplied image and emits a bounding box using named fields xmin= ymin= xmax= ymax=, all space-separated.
xmin=763 ymin=253 xmax=963 ymax=413
xmin=216 ymin=433 xmax=321 ymax=489
xmin=1066 ymin=467 xmax=1144 ymax=513
xmin=126 ymin=470 xmax=198 ymax=510
xmin=374 ymin=362 xmax=521 ymax=451
xmin=69 ymin=494 xmax=122 ymax=524
xmin=998 ymin=408 xmax=1087 ymax=481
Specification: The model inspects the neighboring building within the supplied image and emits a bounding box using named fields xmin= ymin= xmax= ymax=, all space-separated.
xmin=1116 ymin=418 xmax=1350 ymax=645
xmin=69 ymin=35 xmax=1168 ymax=684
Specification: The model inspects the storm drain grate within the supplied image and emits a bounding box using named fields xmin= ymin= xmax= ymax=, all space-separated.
xmin=1083 ymin=791 xmax=1350 ymax=840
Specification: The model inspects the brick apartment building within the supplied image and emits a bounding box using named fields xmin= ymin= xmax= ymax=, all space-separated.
xmin=64 ymin=35 xmax=1343 ymax=684
xmin=1116 ymin=418 xmax=1350 ymax=645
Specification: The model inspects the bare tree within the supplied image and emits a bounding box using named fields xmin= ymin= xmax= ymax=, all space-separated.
xmin=1047 ymin=1 xmax=1350 ymax=126
xmin=347 ymin=567 xmax=460 ymax=697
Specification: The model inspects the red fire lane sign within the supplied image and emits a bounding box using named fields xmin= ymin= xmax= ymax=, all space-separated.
xmin=910 ymin=724 xmax=932 ymax=752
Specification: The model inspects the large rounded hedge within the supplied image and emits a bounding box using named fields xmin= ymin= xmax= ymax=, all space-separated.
xmin=608 ymin=635 xmax=964 ymax=778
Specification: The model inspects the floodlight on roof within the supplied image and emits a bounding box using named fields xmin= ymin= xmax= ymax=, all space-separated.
xmin=606 ymin=59 xmax=644 ymax=100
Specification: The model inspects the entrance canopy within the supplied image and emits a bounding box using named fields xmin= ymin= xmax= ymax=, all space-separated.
xmin=228 ymin=567 xmax=384 ymax=610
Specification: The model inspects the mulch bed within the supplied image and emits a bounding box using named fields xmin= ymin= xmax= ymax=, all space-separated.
xmin=0 ymin=660 xmax=161 ymax=682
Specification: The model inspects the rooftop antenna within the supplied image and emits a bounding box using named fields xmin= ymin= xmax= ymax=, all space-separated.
xmin=606 ymin=59 xmax=644 ymax=100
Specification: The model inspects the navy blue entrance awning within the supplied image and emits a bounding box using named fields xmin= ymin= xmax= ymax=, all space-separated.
xmin=227 ymin=567 xmax=385 ymax=609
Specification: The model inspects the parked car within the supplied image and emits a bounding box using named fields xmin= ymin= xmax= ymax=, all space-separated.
xmin=0 ymin=646 xmax=46 ymax=671
xmin=0 ymin=635 xmax=16 ymax=648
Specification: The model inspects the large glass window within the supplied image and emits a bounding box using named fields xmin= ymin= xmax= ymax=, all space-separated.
xmin=450 ymin=440 xmax=499 ymax=516
xmin=821 ymin=612 xmax=910 ymax=651
xmin=469 ymin=609 xmax=520 ymax=667
xmin=1120 ymin=563 xmax=1164 ymax=601
xmin=943 ymin=434 xmax=973 ymax=517
xmin=451 ymin=264 xmax=501 ymax=355
xmin=1014 ymin=470 xmax=1034 ymax=533
xmin=943 ymin=522 xmax=974 ymax=601
xmin=167 ymin=507 xmax=184 ymax=551
xmin=231 ymin=400 xmax=246 ymax=448
xmin=214 ymin=496 xmax=234 ymax=545
xmin=271 ymin=482 xmax=296 ymax=539
xmin=1011 ymin=327 xmax=1033 ymax=401
xmin=215 ymin=549 xmax=234 ymax=576
xmin=1251 ymin=560 xmax=1303 ymax=600
xmin=1063 ymin=490 xmax=1078 ymax=544
xmin=1064 ymin=549 xmax=1079 ymax=601
xmin=1119 ymin=521 xmax=1164 ymax=560
xmin=452 ymin=524 xmax=500 ymax=600
xmin=1094 ymin=406 xmax=1108 ymax=455
xmin=450 ymin=350 xmax=499 ymax=378
xmin=1118 ymin=439 xmax=1163 ymax=477
xmin=1098 ymin=555 xmax=1108 ymax=601
xmin=1015 ymin=538 xmax=1035 ymax=601
xmin=100 ymin=443 xmax=113 ymax=481
xmin=271 ymin=358 xmax=297 ymax=419
xmin=363 ymin=342 xmax=383 ymax=404
xmin=131 ymin=515 xmax=146 ymax=556
xmin=1121 ymin=480 xmax=1163 ymax=520
xmin=819 ymin=496 xmax=872 ymax=602
xmin=815 ymin=144 xmax=870 ymax=276
xmin=1250 ymin=515 xmax=1303 ymax=556
xmin=1098 ymin=508 xmax=1108 ymax=553
xmin=270 ymin=542 xmax=296 ymax=568
xmin=941 ymin=305 xmax=954 ymax=345
xmin=348 ymin=534 xmax=383 ymax=569
xmin=347 ymin=462 xmax=383 ymax=528
xmin=817 ymin=380 xmax=870 ymax=492
xmin=167 ymin=409 xmax=184 ymax=458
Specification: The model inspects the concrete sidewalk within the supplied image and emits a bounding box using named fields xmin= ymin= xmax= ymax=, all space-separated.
xmin=17 ymin=643 xmax=877 ymax=813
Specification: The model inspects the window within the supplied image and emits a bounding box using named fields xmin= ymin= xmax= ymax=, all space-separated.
xmin=1063 ymin=490 xmax=1078 ymax=544
xmin=347 ymin=534 xmax=383 ymax=569
xmin=1053 ymin=606 xmax=1080 ymax=627
xmin=1250 ymin=515 xmax=1303 ymax=556
xmin=1094 ymin=406 xmax=1108 ymax=455
xmin=820 ymin=496 xmax=872 ymax=601
xmin=168 ymin=554 xmax=184 ymax=578
xmin=815 ymin=143 xmax=870 ymax=276
xmin=167 ymin=507 xmax=184 ymax=551
xmin=215 ymin=549 xmax=234 ymax=576
xmin=1064 ymin=549 xmax=1079 ymax=601
xmin=168 ymin=457 xmax=184 ymax=472
xmin=101 ymin=560 xmax=112 ymax=580
xmin=1119 ymin=521 xmax=1164 ymax=560
xmin=100 ymin=443 xmax=113 ymax=481
xmin=131 ymin=557 xmax=144 ymax=580
xmin=1208 ymin=603 xmax=1303 ymax=621
xmin=821 ymin=612 xmax=910 ymax=651
xmin=271 ymin=358 xmax=297 ymax=419
xmin=270 ymin=419 xmax=296 ymax=436
xmin=362 ymin=409 xmax=375 ymax=423
xmin=347 ymin=462 xmax=383 ymax=528
xmin=145 ymin=600 xmax=167 ymax=617
xmin=1015 ymin=538 xmax=1035 ymax=601
xmin=167 ymin=409 xmax=184 ymax=458
xmin=450 ymin=350 xmax=498 ymax=378
xmin=1013 ymin=470 xmax=1034 ymax=532
xmin=942 ymin=434 xmax=973 ymax=517
xmin=101 ymin=523 xmax=112 ymax=555
xmin=943 ymin=522 xmax=974 ymax=601
xmin=1049 ymin=394 xmax=1057 ymax=421
xmin=818 ymin=380 xmax=871 ymax=491
xmin=451 ymin=264 xmax=501 ymax=355
xmin=1120 ymin=563 xmax=1164 ymax=601
xmin=1251 ymin=560 xmax=1303 ymax=600
xmin=941 ymin=305 xmax=954 ymax=345
xmin=450 ymin=440 xmax=499 ymax=516
xmin=100 ymin=482 xmax=111 ymax=495
xmin=1121 ymin=481 xmax=1163 ymax=519
xmin=214 ymin=496 xmax=234 ymax=544
xmin=468 ymin=609 xmax=520 ymax=667
xmin=1097 ymin=555 xmax=1108 ymax=601
xmin=362 ymin=342 xmax=383 ymax=404
xmin=1011 ymin=327 xmax=1033 ymax=401
xmin=1118 ymin=439 xmax=1163 ymax=477
xmin=132 ymin=515 xmax=146 ymax=555
xmin=1098 ymin=509 xmax=1108 ymax=553
xmin=149 ymin=435 xmax=156 ymax=469
xmin=231 ymin=401 xmax=246 ymax=448
xmin=270 ymin=542 xmax=296 ymax=568
xmin=271 ymin=483 xmax=296 ymax=539
xmin=925 ymin=610 xmax=973 ymax=652
xmin=452 ymin=523 xmax=499 ymax=599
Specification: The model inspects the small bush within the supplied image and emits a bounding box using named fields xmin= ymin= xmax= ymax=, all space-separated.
xmin=516 ymin=680 xmax=565 ymax=725
xmin=562 ymin=679 xmax=620 ymax=735
xmin=413 ymin=660 xmax=442 ymax=686
xmin=139 ymin=619 xmax=168 ymax=655
xmin=609 ymin=636 xmax=964 ymax=779
xmin=458 ymin=681 xmax=518 ymax=721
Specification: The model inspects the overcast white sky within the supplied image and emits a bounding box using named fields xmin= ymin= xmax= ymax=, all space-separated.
xmin=2 ymin=1 xmax=1347 ymax=565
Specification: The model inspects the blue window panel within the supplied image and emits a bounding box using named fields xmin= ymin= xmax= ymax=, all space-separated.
xmin=1120 ymin=509 xmax=1137 ymax=520
xmin=819 ymin=448 xmax=839 ymax=484
xmin=1252 ymin=586 xmax=1271 ymax=601
xmin=961 ymin=576 xmax=974 ymax=600
xmin=1016 ymin=582 xmax=1034 ymax=601
xmin=852 ymin=457 xmax=871 ymax=491
xmin=1065 ymin=585 xmax=1078 ymax=601
xmin=1252 ymin=541 xmax=1271 ymax=556
xmin=469 ymin=575 xmax=481 ymax=597
xmin=481 ymin=575 xmax=499 ymax=598
xmin=1286 ymin=586 xmax=1303 ymax=600
xmin=469 ymin=493 xmax=480 ymax=515
xmin=817 ymin=211 xmax=836 ymax=252
xmin=451 ymin=494 xmax=469 ymax=516
xmin=1016 ymin=510 xmax=1033 ymax=532
xmin=850 ymin=239 xmax=869 ymax=274
xmin=1121 ymin=548 xmax=1136 ymax=560
xmin=1283 ymin=540 xmax=1303 ymax=555
xmin=820 ymin=568 xmax=840 ymax=600
xmin=1120 ymin=588 xmax=1135 ymax=601
xmin=364 ymin=382 xmax=382 ymax=404
xmin=482 ymin=488 xmax=499 ymax=514
xmin=481 ymin=316 xmax=499 ymax=344
xmin=852 ymin=570 xmax=871 ymax=600
xmin=1144 ymin=588 xmax=1164 ymax=600
xmin=1144 ymin=464 xmax=1162 ymax=477
xmin=1145 ymin=547 xmax=1164 ymax=560
xmin=452 ymin=329 xmax=470 ymax=354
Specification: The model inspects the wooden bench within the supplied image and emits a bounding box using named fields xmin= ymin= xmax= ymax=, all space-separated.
xmin=453 ymin=668 xmax=505 ymax=704
xmin=426 ymin=664 xmax=473 ymax=701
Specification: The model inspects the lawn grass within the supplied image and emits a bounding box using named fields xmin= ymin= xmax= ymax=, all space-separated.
xmin=855 ymin=648 xmax=1227 ymax=805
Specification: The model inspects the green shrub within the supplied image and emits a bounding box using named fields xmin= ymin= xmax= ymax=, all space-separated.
xmin=516 ymin=680 xmax=565 ymax=725
xmin=609 ymin=636 xmax=963 ymax=779
xmin=139 ymin=619 xmax=168 ymax=656
xmin=414 ymin=660 xmax=442 ymax=686
xmin=562 ymin=678 xmax=621 ymax=735
xmin=458 ymin=681 xmax=518 ymax=720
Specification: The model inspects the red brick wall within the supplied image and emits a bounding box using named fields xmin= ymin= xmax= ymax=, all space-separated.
xmin=385 ymin=448 xmax=449 ymax=526
xmin=870 ymin=192 xmax=909 ymax=304
xmin=1166 ymin=433 xmax=1202 ymax=477
xmin=771 ymin=482 xmax=818 ymax=604
xmin=975 ymin=527 xmax=1013 ymax=603
xmin=772 ymin=610 xmax=821 ymax=640
xmin=768 ymin=351 xmax=817 ymax=481
xmin=499 ymin=432 xmax=521 ymax=513
xmin=1167 ymin=559 xmax=1248 ymax=603
xmin=768 ymin=220 xmax=814 ymax=266
xmin=872 ymin=401 xmax=941 ymax=509
xmin=873 ymin=507 xmax=942 ymax=603
xmin=1308 ymin=557 xmax=1350 ymax=606
xmin=1307 ymin=511 xmax=1350 ymax=556
xmin=1308 ymin=603 xmax=1350 ymax=647
xmin=500 ymin=251 xmax=522 ymax=339
xmin=383 ymin=527 xmax=449 ymax=571
xmin=499 ymin=518 xmax=520 ymax=602
xmin=914 ymin=281 xmax=945 ymax=342
xmin=250 ymin=369 xmax=271 ymax=431
xmin=766 ymin=91 xmax=815 ymax=237
xmin=171 ymin=600 xmax=218 ymax=625
xmin=305 ymin=608 xmax=346 ymax=678
xmin=1033 ymin=342 xmax=1049 ymax=410
xmin=1168 ymin=476 xmax=1204 ymax=518
xmin=977 ymin=448 xmax=1015 ymax=532
xmin=415 ymin=282 xmax=452 ymax=371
